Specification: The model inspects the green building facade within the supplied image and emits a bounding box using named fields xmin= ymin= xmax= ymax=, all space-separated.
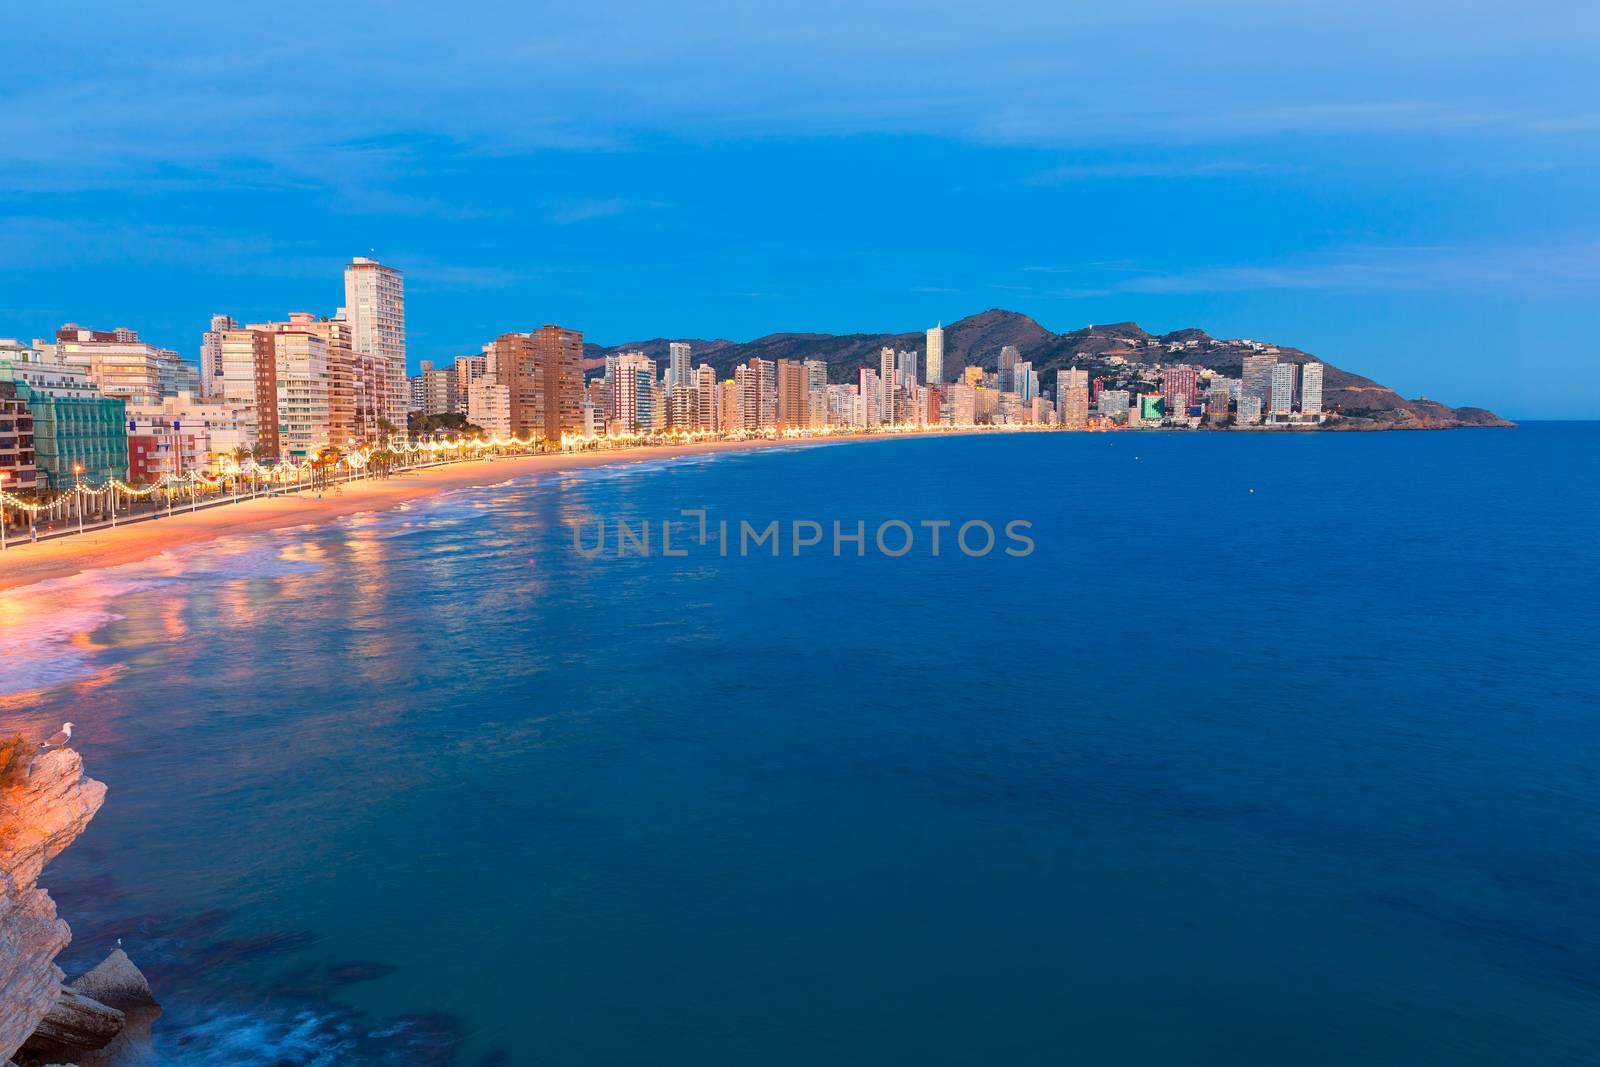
xmin=0 ymin=364 xmax=128 ymax=490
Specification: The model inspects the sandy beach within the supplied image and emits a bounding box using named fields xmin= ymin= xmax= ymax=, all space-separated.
xmin=0 ymin=436 xmax=841 ymax=593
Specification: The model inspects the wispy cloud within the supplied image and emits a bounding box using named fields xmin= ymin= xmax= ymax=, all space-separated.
xmin=1040 ymin=241 xmax=1600 ymax=298
xmin=548 ymin=198 xmax=664 ymax=226
xmin=1025 ymin=160 xmax=1298 ymax=185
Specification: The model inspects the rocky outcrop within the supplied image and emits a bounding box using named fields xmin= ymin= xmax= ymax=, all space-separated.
xmin=16 ymin=988 xmax=124 ymax=1063
xmin=0 ymin=748 xmax=106 ymax=1064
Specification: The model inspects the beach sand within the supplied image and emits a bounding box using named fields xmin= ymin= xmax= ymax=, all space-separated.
xmin=0 ymin=437 xmax=839 ymax=593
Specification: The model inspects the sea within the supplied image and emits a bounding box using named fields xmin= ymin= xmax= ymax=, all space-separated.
xmin=1 ymin=424 xmax=1596 ymax=1066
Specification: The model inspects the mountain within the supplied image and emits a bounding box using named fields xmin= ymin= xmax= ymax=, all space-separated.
xmin=584 ymin=310 xmax=1511 ymax=430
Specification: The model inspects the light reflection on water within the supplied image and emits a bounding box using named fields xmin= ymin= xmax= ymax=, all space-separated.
xmin=1 ymin=431 xmax=1598 ymax=1066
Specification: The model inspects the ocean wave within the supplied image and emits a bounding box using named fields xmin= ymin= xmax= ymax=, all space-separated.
xmin=152 ymin=1008 xmax=358 ymax=1066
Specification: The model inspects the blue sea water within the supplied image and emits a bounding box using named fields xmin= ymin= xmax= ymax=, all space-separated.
xmin=2 ymin=425 xmax=1598 ymax=1066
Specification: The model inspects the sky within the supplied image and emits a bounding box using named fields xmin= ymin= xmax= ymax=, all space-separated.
xmin=3 ymin=0 xmax=1598 ymax=418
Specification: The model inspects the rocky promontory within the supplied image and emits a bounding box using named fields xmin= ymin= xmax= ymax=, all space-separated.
xmin=0 ymin=743 xmax=158 ymax=1067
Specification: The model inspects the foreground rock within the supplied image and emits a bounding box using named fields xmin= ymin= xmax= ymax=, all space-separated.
xmin=1 ymin=746 xmax=159 ymax=1066
xmin=16 ymin=988 xmax=124 ymax=1062
xmin=0 ymin=747 xmax=106 ymax=1062
xmin=66 ymin=950 xmax=157 ymax=1016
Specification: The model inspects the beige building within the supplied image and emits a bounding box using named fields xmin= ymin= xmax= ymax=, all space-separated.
xmin=49 ymin=324 xmax=197 ymax=406
xmin=467 ymin=379 xmax=512 ymax=437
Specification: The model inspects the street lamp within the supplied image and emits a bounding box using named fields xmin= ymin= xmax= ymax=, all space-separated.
xmin=72 ymin=463 xmax=85 ymax=535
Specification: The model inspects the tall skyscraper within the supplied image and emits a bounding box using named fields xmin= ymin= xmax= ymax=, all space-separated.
xmin=531 ymin=325 xmax=585 ymax=442
xmin=257 ymin=313 xmax=356 ymax=446
xmin=998 ymin=346 xmax=1020 ymax=393
xmin=608 ymin=352 xmax=656 ymax=433
xmin=804 ymin=359 xmax=829 ymax=427
xmin=343 ymin=257 xmax=407 ymax=436
xmin=1057 ymin=367 xmax=1089 ymax=428
xmin=218 ymin=327 xmax=280 ymax=456
xmin=879 ymin=346 xmax=897 ymax=426
xmin=739 ymin=358 xmax=776 ymax=429
xmin=1270 ymin=362 xmax=1298 ymax=417
xmin=776 ymin=359 xmax=808 ymax=430
xmin=1241 ymin=354 xmax=1275 ymax=408
xmin=925 ymin=324 xmax=944 ymax=385
xmin=199 ymin=314 xmax=236 ymax=399
xmin=1301 ymin=362 xmax=1324 ymax=414
xmin=668 ymin=342 xmax=693 ymax=389
xmin=695 ymin=364 xmax=719 ymax=431
xmin=486 ymin=326 xmax=584 ymax=442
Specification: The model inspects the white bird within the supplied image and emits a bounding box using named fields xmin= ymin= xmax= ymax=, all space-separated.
xmin=41 ymin=722 xmax=73 ymax=749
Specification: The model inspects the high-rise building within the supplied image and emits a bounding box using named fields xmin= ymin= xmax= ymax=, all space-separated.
xmin=1207 ymin=378 xmax=1233 ymax=422
xmin=739 ymin=358 xmax=776 ymax=430
xmin=1301 ymin=362 xmax=1324 ymax=414
xmin=947 ymin=383 xmax=976 ymax=425
xmin=668 ymin=342 xmax=693 ymax=389
xmin=487 ymin=326 xmax=585 ymax=443
xmin=878 ymin=347 xmax=899 ymax=426
xmin=694 ymin=364 xmax=719 ymax=432
xmin=199 ymin=314 xmax=236 ymax=399
xmin=256 ymin=314 xmax=357 ymax=447
xmin=857 ymin=367 xmax=881 ymax=428
xmin=455 ymin=354 xmax=488 ymax=401
xmin=218 ymin=328 xmax=281 ymax=456
xmin=467 ymin=379 xmax=512 ymax=437
xmin=1097 ymin=389 xmax=1130 ymax=422
xmin=343 ymin=257 xmax=407 ymax=436
xmin=1015 ymin=361 xmax=1037 ymax=402
xmin=998 ymin=346 xmax=1020 ymax=393
xmin=1270 ymin=362 xmax=1298 ymax=418
xmin=899 ymin=349 xmax=919 ymax=392
xmin=1057 ymin=367 xmax=1089 ymax=428
xmin=608 ymin=352 xmax=656 ymax=434
xmin=262 ymin=326 xmax=332 ymax=459
xmin=408 ymin=360 xmax=458 ymax=417
xmin=718 ymin=379 xmax=740 ymax=433
xmin=803 ymin=360 xmax=829 ymax=427
xmin=776 ymin=359 xmax=808 ymax=430
xmin=1241 ymin=354 xmax=1275 ymax=409
xmin=1237 ymin=394 xmax=1263 ymax=424
xmin=532 ymin=325 xmax=585 ymax=442
xmin=925 ymin=323 xmax=944 ymax=385
xmin=1162 ymin=364 xmax=1198 ymax=415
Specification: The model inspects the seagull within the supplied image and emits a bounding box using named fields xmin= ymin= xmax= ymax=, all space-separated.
xmin=41 ymin=722 xmax=73 ymax=749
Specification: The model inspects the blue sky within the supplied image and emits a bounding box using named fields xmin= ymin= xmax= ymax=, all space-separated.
xmin=3 ymin=1 xmax=1598 ymax=418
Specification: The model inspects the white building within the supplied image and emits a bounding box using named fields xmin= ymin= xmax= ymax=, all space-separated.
xmin=1301 ymin=362 xmax=1324 ymax=414
xmin=1270 ymin=363 xmax=1298 ymax=418
xmin=925 ymin=323 xmax=944 ymax=386
xmin=199 ymin=314 xmax=236 ymax=399
xmin=467 ymin=380 xmax=512 ymax=437
xmin=343 ymin=257 xmax=407 ymax=436
xmin=668 ymin=342 xmax=692 ymax=389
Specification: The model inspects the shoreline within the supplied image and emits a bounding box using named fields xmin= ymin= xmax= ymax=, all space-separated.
xmin=0 ymin=435 xmax=861 ymax=594
xmin=0 ymin=419 xmax=1519 ymax=593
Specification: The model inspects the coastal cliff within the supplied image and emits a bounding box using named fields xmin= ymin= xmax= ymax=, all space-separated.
xmin=0 ymin=746 xmax=155 ymax=1066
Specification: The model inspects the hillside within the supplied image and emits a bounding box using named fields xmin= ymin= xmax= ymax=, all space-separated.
xmin=585 ymin=310 xmax=1511 ymax=430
